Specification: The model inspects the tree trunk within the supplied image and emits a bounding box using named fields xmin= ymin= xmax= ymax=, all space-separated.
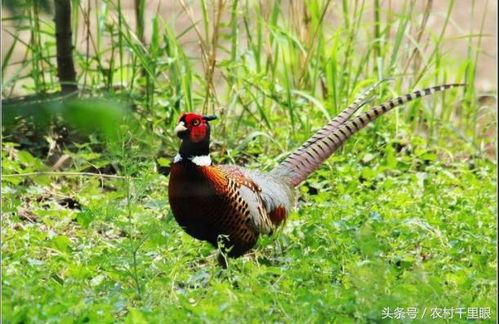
xmin=54 ymin=0 xmax=77 ymax=93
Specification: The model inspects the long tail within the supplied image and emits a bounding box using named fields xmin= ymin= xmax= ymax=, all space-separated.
xmin=295 ymin=79 xmax=389 ymax=153
xmin=271 ymin=83 xmax=465 ymax=187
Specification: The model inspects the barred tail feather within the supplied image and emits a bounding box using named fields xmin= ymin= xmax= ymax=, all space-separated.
xmin=272 ymin=83 xmax=465 ymax=187
xmin=290 ymin=80 xmax=386 ymax=155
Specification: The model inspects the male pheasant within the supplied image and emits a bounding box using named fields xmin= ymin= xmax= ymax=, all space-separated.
xmin=168 ymin=83 xmax=464 ymax=265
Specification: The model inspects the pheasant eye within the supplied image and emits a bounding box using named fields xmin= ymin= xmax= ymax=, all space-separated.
xmin=192 ymin=119 xmax=200 ymax=126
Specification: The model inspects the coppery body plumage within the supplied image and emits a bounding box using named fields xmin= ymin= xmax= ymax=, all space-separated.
xmin=167 ymin=83 xmax=464 ymax=264
xmin=169 ymin=161 xmax=293 ymax=258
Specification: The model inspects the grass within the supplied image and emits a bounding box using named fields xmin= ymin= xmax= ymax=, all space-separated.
xmin=1 ymin=0 xmax=497 ymax=322
xmin=2 ymin=137 xmax=496 ymax=322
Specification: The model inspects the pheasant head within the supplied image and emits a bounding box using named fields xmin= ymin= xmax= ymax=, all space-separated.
xmin=174 ymin=113 xmax=217 ymax=164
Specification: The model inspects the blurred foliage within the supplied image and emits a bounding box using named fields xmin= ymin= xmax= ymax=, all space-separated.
xmin=2 ymin=0 xmax=52 ymax=15
xmin=2 ymin=97 xmax=138 ymax=156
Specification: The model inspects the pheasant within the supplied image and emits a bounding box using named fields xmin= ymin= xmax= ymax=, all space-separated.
xmin=168 ymin=83 xmax=464 ymax=265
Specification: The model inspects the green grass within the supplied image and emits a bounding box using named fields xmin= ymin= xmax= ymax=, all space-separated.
xmin=1 ymin=0 xmax=497 ymax=323
xmin=2 ymin=135 xmax=496 ymax=322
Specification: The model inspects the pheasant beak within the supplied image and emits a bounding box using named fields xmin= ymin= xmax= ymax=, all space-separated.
xmin=174 ymin=121 xmax=188 ymax=137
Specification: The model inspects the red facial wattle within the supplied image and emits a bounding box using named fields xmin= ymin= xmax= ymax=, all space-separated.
xmin=190 ymin=124 xmax=207 ymax=143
